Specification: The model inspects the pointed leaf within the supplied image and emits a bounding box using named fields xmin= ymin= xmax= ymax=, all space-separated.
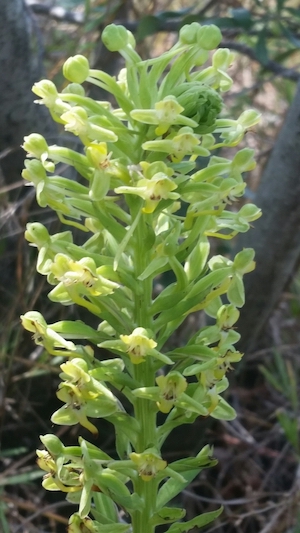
xmin=151 ymin=507 xmax=186 ymax=526
xmin=167 ymin=507 xmax=223 ymax=533
xmin=156 ymin=468 xmax=201 ymax=510
xmin=210 ymin=397 xmax=236 ymax=420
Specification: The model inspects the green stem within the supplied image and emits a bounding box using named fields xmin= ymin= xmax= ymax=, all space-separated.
xmin=131 ymin=215 xmax=157 ymax=533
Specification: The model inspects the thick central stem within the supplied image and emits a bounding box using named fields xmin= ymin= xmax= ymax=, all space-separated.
xmin=131 ymin=215 xmax=157 ymax=533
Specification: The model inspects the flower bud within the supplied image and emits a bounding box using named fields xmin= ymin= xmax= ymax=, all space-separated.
xmin=172 ymin=82 xmax=223 ymax=131
xmin=232 ymin=148 xmax=256 ymax=172
xmin=197 ymin=24 xmax=222 ymax=50
xmin=63 ymin=55 xmax=90 ymax=84
xmin=212 ymin=48 xmax=233 ymax=70
xmin=102 ymin=24 xmax=129 ymax=52
xmin=238 ymin=109 xmax=261 ymax=129
xmin=23 ymin=134 xmax=49 ymax=161
xmin=179 ymin=22 xmax=200 ymax=45
xmin=238 ymin=203 xmax=261 ymax=222
xmin=32 ymin=79 xmax=58 ymax=108
xmin=61 ymin=106 xmax=89 ymax=136
xmin=25 ymin=222 xmax=50 ymax=246
xmin=233 ymin=248 xmax=255 ymax=274
xmin=62 ymin=83 xmax=85 ymax=97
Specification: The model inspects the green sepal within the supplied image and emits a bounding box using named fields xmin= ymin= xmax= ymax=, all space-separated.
xmin=166 ymin=507 xmax=223 ymax=533
xmin=210 ymin=397 xmax=237 ymax=420
xmin=79 ymin=477 xmax=93 ymax=518
xmin=40 ymin=434 xmax=65 ymax=457
xmin=233 ymin=247 xmax=256 ymax=273
xmin=150 ymin=507 xmax=186 ymax=526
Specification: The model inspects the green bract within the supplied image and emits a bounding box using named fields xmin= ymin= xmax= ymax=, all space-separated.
xmin=22 ymin=22 xmax=261 ymax=533
xmin=172 ymin=82 xmax=223 ymax=133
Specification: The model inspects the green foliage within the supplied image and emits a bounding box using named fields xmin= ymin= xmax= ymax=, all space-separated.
xmin=260 ymin=351 xmax=300 ymax=456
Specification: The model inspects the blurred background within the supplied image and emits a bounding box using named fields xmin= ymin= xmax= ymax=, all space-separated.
xmin=1 ymin=0 xmax=300 ymax=531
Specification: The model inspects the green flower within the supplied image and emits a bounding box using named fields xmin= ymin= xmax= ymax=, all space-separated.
xmin=143 ymin=127 xmax=210 ymax=162
xmin=32 ymin=80 xmax=70 ymax=115
xmin=156 ymin=371 xmax=188 ymax=413
xmin=120 ymin=328 xmax=157 ymax=364
xmin=52 ymin=358 xmax=119 ymax=434
xmin=61 ymin=107 xmax=118 ymax=144
xmin=22 ymin=160 xmax=90 ymax=222
xmin=115 ymin=173 xmax=179 ymax=214
xmin=130 ymin=448 xmax=167 ymax=481
xmin=21 ymin=311 xmax=76 ymax=355
xmin=22 ymin=133 xmax=50 ymax=165
xmin=194 ymin=48 xmax=235 ymax=92
xmin=36 ymin=448 xmax=83 ymax=493
xmin=130 ymin=96 xmax=198 ymax=135
xmin=68 ymin=514 xmax=100 ymax=533
xmin=25 ymin=222 xmax=73 ymax=275
xmin=217 ymin=110 xmax=261 ymax=146
xmin=50 ymin=254 xmax=119 ymax=296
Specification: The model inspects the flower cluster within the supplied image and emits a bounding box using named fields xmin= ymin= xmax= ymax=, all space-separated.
xmin=22 ymin=22 xmax=261 ymax=533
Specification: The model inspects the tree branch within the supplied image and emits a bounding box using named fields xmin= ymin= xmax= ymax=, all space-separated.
xmin=26 ymin=2 xmax=300 ymax=81
xmin=220 ymin=40 xmax=300 ymax=81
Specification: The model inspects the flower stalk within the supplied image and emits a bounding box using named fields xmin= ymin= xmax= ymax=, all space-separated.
xmin=21 ymin=22 xmax=261 ymax=533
